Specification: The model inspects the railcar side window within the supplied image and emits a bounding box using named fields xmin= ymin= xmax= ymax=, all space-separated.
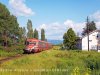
xmin=25 ymin=41 xmax=36 ymax=45
xmin=25 ymin=41 xmax=29 ymax=45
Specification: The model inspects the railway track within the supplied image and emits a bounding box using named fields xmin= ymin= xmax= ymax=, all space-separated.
xmin=0 ymin=51 xmax=47 ymax=64
xmin=0 ymin=54 xmax=24 ymax=64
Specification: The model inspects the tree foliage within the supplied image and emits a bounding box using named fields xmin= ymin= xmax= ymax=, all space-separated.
xmin=27 ymin=19 xmax=34 ymax=38
xmin=63 ymin=28 xmax=77 ymax=50
xmin=33 ymin=29 xmax=39 ymax=39
xmin=0 ymin=3 xmax=25 ymax=47
xmin=41 ymin=28 xmax=45 ymax=41
xmin=22 ymin=27 xmax=26 ymax=38
xmin=82 ymin=21 xmax=97 ymax=36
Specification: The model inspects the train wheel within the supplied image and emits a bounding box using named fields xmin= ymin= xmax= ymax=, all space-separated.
xmin=31 ymin=49 xmax=35 ymax=53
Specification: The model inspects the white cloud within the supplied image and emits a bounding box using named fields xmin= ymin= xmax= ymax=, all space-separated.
xmin=38 ymin=24 xmax=47 ymax=30
xmin=37 ymin=17 xmax=100 ymax=40
xmin=96 ymin=22 xmax=100 ymax=29
xmin=90 ymin=11 xmax=100 ymax=29
xmin=64 ymin=20 xmax=86 ymax=33
xmin=9 ymin=0 xmax=35 ymax=16
xmin=37 ymin=22 xmax=66 ymax=40
xmin=90 ymin=11 xmax=100 ymax=21
xmin=37 ymin=20 xmax=86 ymax=40
xmin=64 ymin=20 xmax=74 ymax=28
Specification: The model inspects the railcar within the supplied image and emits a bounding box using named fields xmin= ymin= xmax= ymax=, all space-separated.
xmin=23 ymin=38 xmax=52 ymax=53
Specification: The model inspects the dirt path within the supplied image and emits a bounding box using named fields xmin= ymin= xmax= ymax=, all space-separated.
xmin=0 ymin=54 xmax=24 ymax=64
xmin=0 ymin=52 xmax=41 ymax=64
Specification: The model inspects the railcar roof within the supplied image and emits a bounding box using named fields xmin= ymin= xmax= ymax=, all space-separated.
xmin=26 ymin=38 xmax=39 ymax=41
xmin=26 ymin=38 xmax=52 ymax=45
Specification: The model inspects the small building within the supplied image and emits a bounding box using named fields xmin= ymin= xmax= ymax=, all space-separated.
xmin=82 ymin=30 xmax=100 ymax=52
xmin=76 ymin=37 xmax=82 ymax=50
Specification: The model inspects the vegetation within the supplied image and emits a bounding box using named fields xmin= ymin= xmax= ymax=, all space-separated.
xmin=22 ymin=27 xmax=26 ymax=39
xmin=41 ymin=28 xmax=45 ymax=41
xmin=27 ymin=19 xmax=34 ymax=38
xmin=33 ymin=29 xmax=39 ymax=39
xmin=82 ymin=17 xmax=97 ymax=36
xmin=63 ymin=28 xmax=77 ymax=50
xmin=0 ymin=46 xmax=100 ymax=75
xmin=0 ymin=45 xmax=24 ymax=59
xmin=0 ymin=2 xmax=100 ymax=75
xmin=0 ymin=3 xmax=26 ymax=47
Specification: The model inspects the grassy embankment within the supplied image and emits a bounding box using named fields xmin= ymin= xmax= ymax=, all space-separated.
xmin=0 ymin=46 xmax=100 ymax=75
xmin=0 ymin=45 xmax=24 ymax=60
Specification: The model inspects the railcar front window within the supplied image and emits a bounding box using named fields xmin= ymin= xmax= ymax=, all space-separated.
xmin=29 ymin=42 xmax=36 ymax=45
xmin=25 ymin=41 xmax=36 ymax=45
xmin=25 ymin=41 xmax=29 ymax=45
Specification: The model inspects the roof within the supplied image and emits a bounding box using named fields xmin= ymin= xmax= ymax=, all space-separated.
xmin=26 ymin=38 xmax=52 ymax=44
xmin=26 ymin=38 xmax=39 ymax=42
xmin=82 ymin=30 xmax=100 ymax=39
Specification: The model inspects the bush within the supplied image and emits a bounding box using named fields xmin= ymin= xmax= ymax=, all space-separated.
xmin=84 ymin=57 xmax=100 ymax=70
xmin=0 ymin=44 xmax=24 ymax=57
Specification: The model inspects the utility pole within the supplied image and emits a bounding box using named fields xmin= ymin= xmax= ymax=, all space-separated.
xmin=87 ymin=16 xmax=89 ymax=51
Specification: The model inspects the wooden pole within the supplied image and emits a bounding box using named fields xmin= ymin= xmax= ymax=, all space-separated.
xmin=87 ymin=16 xmax=89 ymax=51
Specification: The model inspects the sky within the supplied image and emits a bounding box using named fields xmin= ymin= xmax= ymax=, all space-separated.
xmin=0 ymin=0 xmax=100 ymax=40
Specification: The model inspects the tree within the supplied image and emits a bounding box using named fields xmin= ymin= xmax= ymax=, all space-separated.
xmin=41 ymin=28 xmax=45 ymax=41
xmin=0 ymin=3 xmax=21 ymax=46
xmin=33 ymin=29 xmax=39 ymax=39
xmin=0 ymin=3 xmax=10 ymax=46
xmin=18 ymin=27 xmax=24 ymax=39
xmin=22 ymin=27 xmax=26 ymax=38
xmin=63 ymin=28 xmax=77 ymax=50
xmin=0 ymin=3 xmax=22 ymax=47
xmin=9 ymin=15 xmax=20 ymax=45
xmin=27 ymin=19 xmax=34 ymax=38
xmin=16 ymin=27 xmax=27 ymax=44
xmin=82 ymin=17 xmax=97 ymax=36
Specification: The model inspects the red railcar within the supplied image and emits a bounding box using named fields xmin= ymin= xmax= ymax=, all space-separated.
xmin=23 ymin=38 xmax=52 ymax=53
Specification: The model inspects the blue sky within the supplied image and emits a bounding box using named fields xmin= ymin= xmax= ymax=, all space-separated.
xmin=0 ymin=0 xmax=100 ymax=40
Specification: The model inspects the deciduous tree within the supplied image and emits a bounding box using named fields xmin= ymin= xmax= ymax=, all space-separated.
xmin=0 ymin=3 xmax=23 ymax=46
xmin=82 ymin=18 xmax=97 ymax=36
xmin=63 ymin=28 xmax=77 ymax=50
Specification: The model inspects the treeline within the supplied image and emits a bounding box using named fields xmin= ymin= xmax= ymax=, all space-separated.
xmin=0 ymin=3 xmax=46 ymax=48
xmin=63 ymin=17 xmax=97 ymax=50
xmin=0 ymin=3 xmax=24 ymax=47
xmin=26 ymin=19 xmax=46 ymax=41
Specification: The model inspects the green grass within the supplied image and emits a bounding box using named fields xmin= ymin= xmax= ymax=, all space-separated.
xmin=0 ymin=45 xmax=24 ymax=59
xmin=0 ymin=46 xmax=100 ymax=75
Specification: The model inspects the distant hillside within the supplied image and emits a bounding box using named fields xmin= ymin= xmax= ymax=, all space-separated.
xmin=47 ymin=40 xmax=63 ymax=45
